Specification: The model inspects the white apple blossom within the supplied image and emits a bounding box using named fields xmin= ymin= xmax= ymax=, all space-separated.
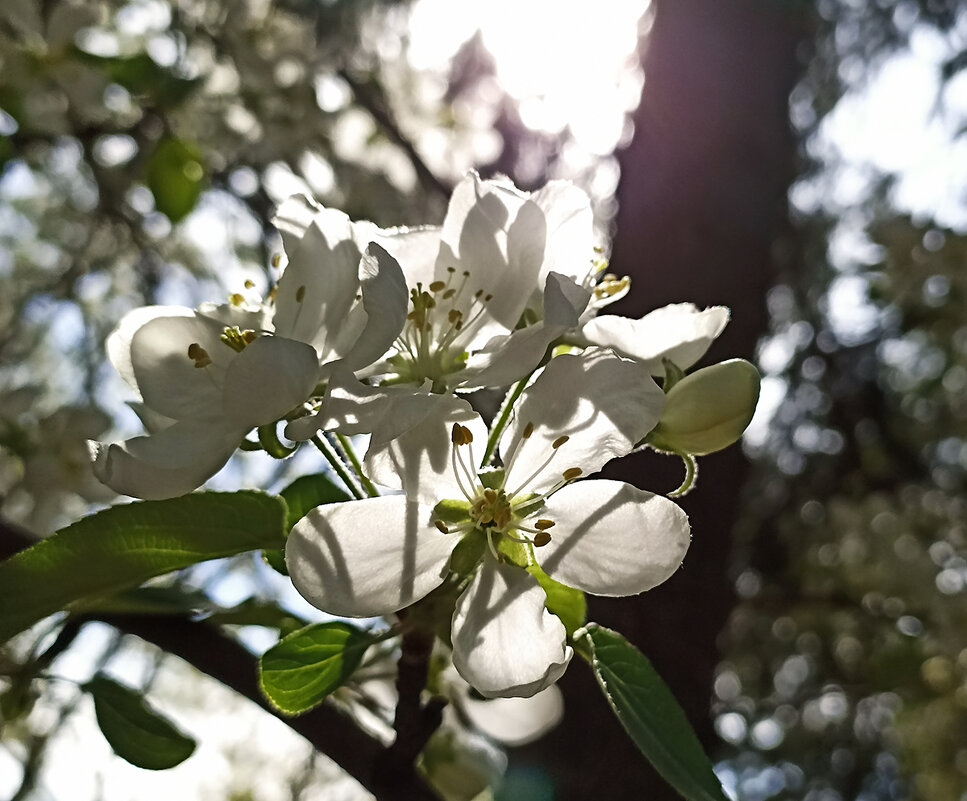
xmin=283 ymin=173 xmax=598 ymax=442
xmin=89 ymin=197 xmax=409 ymax=501
xmin=285 ymin=349 xmax=691 ymax=698
xmin=89 ymin=305 xmax=319 ymax=500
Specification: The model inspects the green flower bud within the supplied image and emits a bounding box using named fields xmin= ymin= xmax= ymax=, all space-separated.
xmin=648 ymin=359 xmax=760 ymax=456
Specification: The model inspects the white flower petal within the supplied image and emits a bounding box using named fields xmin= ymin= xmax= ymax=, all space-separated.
xmin=272 ymin=193 xmax=323 ymax=255
xmin=437 ymin=173 xmax=542 ymax=342
xmin=364 ymin=394 xmax=484 ymax=507
xmin=285 ymin=495 xmax=456 ymax=617
xmin=222 ymin=336 xmax=319 ymax=427
xmin=272 ymin=207 xmax=362 ymax=358
xmin=579 ymin=304 xmax=730 ymax=375
xmin=460 ymin=324 xmax=559 ymax=390
xmin=107 ymin=306 xmax=196 ymax=399
xmin=460 ymin=272 xmax=591 ymax=389
xmin=530 ymin=182 xmax=595 ymax=287
xmin=451 ymin=557 xmax=572 ymax=699
xmin=542 ymin=272 xmax=591 ymax=329
xmin=375 ymin=226 xmax=441 ymax=290
xmin=128 ymin=311 xmax=231 ymax=420
xmin=89 ymin=420 xmax=239 ymax=500
xmin=502 ymin=349 xmax=665 ymax=496
xmin=462 ymin=684 xmax=564 ymax=746
xmin=537 ymin=479 xmax=690 ymax=596
xmin=337 ymin=242 xmax=409 ymax=372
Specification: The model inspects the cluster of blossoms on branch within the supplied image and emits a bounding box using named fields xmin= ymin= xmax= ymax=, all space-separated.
xmin=89 ymin=173 xmax=759 ymax=700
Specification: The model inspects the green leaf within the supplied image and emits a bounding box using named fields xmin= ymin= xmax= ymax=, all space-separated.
xmin=259 ymin=622 xmax=373 ymax=715
xmin=279 ymin=472 xmax=350 ymax=532
xmin=0 ymin=491 xmax=286 ymax=643
xmin=205 ymin=598 xmax=307 ymax=635
xmin=146 ymin=137 xmax=205 ymax=222
xmin=582 ymin=624 xmax=728 ymax=801
xmin=528 ymin=563 xmax=586 ymax=636
xmin=87 ymin=676 xmax=196 ymax=770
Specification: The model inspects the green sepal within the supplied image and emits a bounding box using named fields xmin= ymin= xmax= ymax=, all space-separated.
xmin=496 ymin=536 xmax=529 ymax=568
xmin=510 ymin=492 xmax=544 ymax=520
xmin=581 ymin=624 xmax=729 ymax=801
xmin=449 ymin=530 xmax=485 ymax=576
xmin=259 ymin=622 xmax=374 ymax=715
xmin=661 ymin=358 xmax=687 ymax=392
xmin=433 ymin=498 xmax=472 ymax=525
xmin=528 ymin=563 xmax=586 ymax=636
xmin=86 ymin=676 xmax=197 ymax=770
xmin=478 ymin=469 xmax=505 ymax=490
xmin=257 ymin=423 xmax=297 ymax=459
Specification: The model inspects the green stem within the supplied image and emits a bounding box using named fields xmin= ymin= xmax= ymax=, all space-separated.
xmin=336 ymin=433 xmax=379 ymax=498
xmin=311 ymin=434 xmax=365 ymax=500
xmin=668 ymin=452 xmax=698 ymax=497
xmin=482 ymin=375 xmax=530 ymax=467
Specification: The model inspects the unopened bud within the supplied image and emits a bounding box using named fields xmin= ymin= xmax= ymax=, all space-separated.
xmin=648 ymin=359 xmax=760 ymax=456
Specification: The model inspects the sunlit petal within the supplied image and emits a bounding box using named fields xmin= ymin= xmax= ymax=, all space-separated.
xmin=286 ymin=495 xmax=456 ymax=617
xmin=536 ymin=479 xmax=690 ymax=596
xmin=452 ymin=557 xmax=572 ymax=698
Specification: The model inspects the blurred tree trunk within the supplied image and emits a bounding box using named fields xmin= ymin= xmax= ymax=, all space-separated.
xmin=504 ymin=2 xmax=808 ymax=798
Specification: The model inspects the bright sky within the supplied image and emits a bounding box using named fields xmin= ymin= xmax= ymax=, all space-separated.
xmin=408 ymin=0 xmax=650 ymax=155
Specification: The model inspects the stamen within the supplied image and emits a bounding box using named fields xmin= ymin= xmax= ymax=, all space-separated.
xmin=271 ymin=253 xmax=281 ymax=268
xmin=434 ymin=520 xmax=449 ymax=534
xmin=229 ymin=292 xmax=244 ymax=306
xmin=460 ymin=425 xmax=473 ymax=444
xmin=522 ymin=422 xmax=534 ymax=439
xmin=562 ymin=467 xmax=583 ymax=481
xmin=187 ymin=342 xmax=211 ymax=368
xmin=534 ymin=531 xmax=552 ymax=547
xmin=244 ymin=279 xmax=255 ymax=289
xmin=429 ymin=280 xmax=446 ymax=292
xmin=296 ymin=285 xmax=306 ymax=303
xmin=535 ymin=519 xmax=555 ymax=530
xmin=552 ymin=435 xmax=569 ymax=449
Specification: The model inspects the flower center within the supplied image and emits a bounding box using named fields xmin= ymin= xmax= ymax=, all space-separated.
xmin=389 ymin=268 xmax=492 ymax=389
xmin=433 ymin=421 xmax=582 ymax=562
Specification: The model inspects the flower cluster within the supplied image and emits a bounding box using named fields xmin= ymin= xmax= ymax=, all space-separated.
xmin=91 ymin=172 xmax=758 ymax=698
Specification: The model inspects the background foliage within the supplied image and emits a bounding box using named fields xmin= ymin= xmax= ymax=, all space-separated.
xmin=2 ymin=0 xmax=966 ymax=799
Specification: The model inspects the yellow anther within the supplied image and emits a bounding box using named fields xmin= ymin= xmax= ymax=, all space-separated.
xmin=244 ymin=279 xmax=255 ymax=289
xmin=535 ymin=519 xmax=555 ymax=531
xmin=434 ymin=520 xmax=449 ymax=534
xmin=429 ymin=280 xmax=446 ymax=292
xmin=448 ymin=309 xmax=462 ymax=324
xmin=447 ymin=266 xmax=456 ymax=273
xmin=484 ymin=488 xmax=497 ymax=502
xmin=242 ymin=329 xmax=257 ymax=345
xmin=552 ymin=435 xmax=569 ymax=449
xmin=460 ymin=425 xmax=474 ymax=444
xmin=484 ymin=293 xmax=493 ymax=302
xmin=187 ymin=342 xmax=212 ymax=368
xmin=271 ymin=253 xmax=281 ymax=268
xmin=443 ymin=288 xmax=456 ymax=299
xmin=229 ymin=292 xmax=245 ymax=306
xmin=268 ymin=286 xmax=278 ymax=300
xmin=522 ymin=421 xmax=534 ymax=439
xmin=462 ymin=270 xmax=470 ymax=277
xmin=451 ymin=422 xmax=463 ymax=445
xmin=534 ymin=531 xmax=552 ymax=547
xmin=295 ymin=285 xmax=306 ymax=303
xmin=474 ymin=289 xmax=483 ymax=299
xmin=562 ymin=467 xmax=583 ymax=481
